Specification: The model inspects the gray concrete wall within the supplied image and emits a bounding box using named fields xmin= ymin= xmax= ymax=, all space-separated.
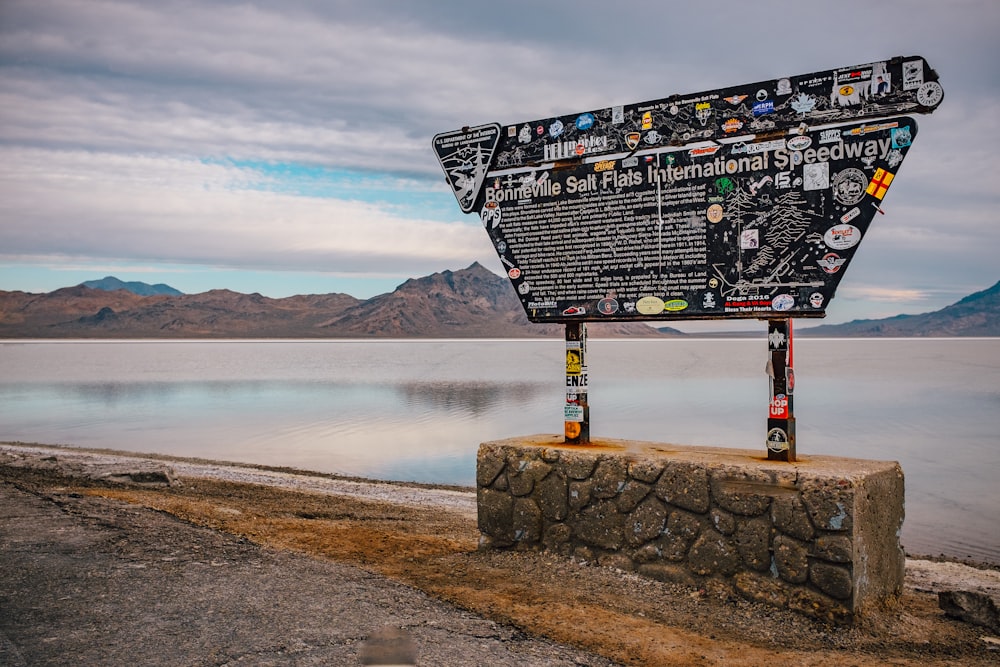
xmin=477 ymin=435 xmax=905 ymax=624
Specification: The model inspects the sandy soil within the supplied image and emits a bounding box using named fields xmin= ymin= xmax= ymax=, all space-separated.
xmin=2 ymin=443 xmax=998 ymax=666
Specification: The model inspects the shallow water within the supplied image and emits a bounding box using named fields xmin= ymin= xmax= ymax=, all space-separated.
xmin=2 ymin=337 xmax=997 ymax=563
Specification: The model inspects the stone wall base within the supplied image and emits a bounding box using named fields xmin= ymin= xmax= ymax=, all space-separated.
xmin=477 ymin=435 xmax=905 ymax=624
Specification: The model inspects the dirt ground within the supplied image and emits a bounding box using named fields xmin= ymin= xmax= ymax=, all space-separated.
xmin=2 ymin=449 xmax=998 ymax=666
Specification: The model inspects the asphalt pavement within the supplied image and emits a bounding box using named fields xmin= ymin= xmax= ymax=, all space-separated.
xmin=0 ymin=480 xmax=617 ymax=666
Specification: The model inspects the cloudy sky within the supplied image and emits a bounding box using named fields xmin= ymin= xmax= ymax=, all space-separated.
xmin=1 ymin=0 xmax=997 ymax=329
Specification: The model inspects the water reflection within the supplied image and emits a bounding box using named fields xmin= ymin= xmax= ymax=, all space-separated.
xmin=395 ymin=381 xmax=548 ymax=415
xmin=2 ymin=339 xmax=999 ymax=563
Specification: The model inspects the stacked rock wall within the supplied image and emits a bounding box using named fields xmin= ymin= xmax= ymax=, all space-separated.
xmin=477 ymin=435 xmax=905 ymax=624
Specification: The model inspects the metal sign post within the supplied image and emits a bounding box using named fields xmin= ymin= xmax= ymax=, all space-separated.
xmin=434 ymin=55 xmax=942 ymax=457
xmin=564 ymin=322 xmax=589 ymax=443
xmin=766 ymin=318 xmax=796 ymax=461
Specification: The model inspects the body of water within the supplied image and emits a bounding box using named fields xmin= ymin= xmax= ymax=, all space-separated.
xmin=1 ymin=338 xmax=997 ymax=563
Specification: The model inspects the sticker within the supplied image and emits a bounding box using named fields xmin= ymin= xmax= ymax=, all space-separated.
xmin=625 ymin=132 xmax=641 ymax=150
xmin=768 ymin=326 xmax=787 ymax=350
xmin=536 ymin=125 xmax=544 ymax=135
xmin=809 ymin=292 xmax=824 ymax=308
xmin=831 ymin=168 xmax=868 ymax=205
xmin=564 ymin=404 xmax=584 ymax=422
xmin=769 ymin=394 xmax=789 ymax=419
xmin=803 ymin=162 xmax=829 ymax=191
xmin=724 ymin=94 xmax=748 ymax=105
xmin=689 ymin=145 xmax=721 ymax=158
xmin=566 ymin=349 xmax=582 ymax=375
xmin=776 ymin=78 xmax=792 ymax=95
xmin=916 ymin=81 xmax=943 ymax=107
xmin=722 ymin=118 xmax=743 ymax=133
xmin=786 ymin=135 xmax=812 ymax=151
xmin=480 ymin=201 xmax=501 ymax=228
xmin=772 ymin=294 xmax=794 ymax=311
xmin=562 ymin=306 xmax=587 ymax=316
xmin=790 ymin=93 xmax=816 ymax=114
xmin=766 ymin=428 xmax=789 ymax=453
xmin=817 ymin=253 xmax=846 ymax=273
xmin=548 ymin=120 xmax=564 ymax=138
xmin=866 ymin=168 xmax=895 ymax=199
xmin=741 ymin=229 xmax=759 ymax=249
xmin=576 ymin=113 xmax=595 ymax=130
xmin=706 ymin=204 xmax=724 ymax=223
xmin=840 ymin=207 xmax=860 ymax=224
xmin=507 ymin=267 xmax=521 ymax=279
xmin=752 ymin=100 xmax=774 ymax=116
xmin=612 ymin=105 xmax=624 ymax=124
xmin=664 ymin=299 xmax=688 ymax=312
xmin=432 ymin=123 xmax=502 ymax=213
xmin=824 ymin=224 xmax=861 ymax=250
xmin=597 ymin=298 xmax=619 ymax=315
xmin=642 ymin=111 xmax=653 ymax=130
xmin=695 ymin=102 xmax=712 ymax=125
xmin=636 ymin=296 xmax=665 ymax=315
xmin=818 ymin=128 xmax=841 ymax=144
xmin=902 ymin=59 xmax=924 ymax=90
xmin=891 ymin=126 xmax=912 ymax=149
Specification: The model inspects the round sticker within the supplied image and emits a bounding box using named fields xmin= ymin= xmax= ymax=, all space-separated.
xmin=664 ymin=299 xmax=688 ymax=312
xmin=480 ymin=201 xmax=501 ymax=228
xmin=507 ymin=268 xmax=521 ymax=279
xmin=917 ymin=81 xmax=943 ymax=107
xmin=706 ymin=204 xmax=724 ymax=223
xmin=786 ymin=135 xmax=812 ymax=151
xmin=636 ymin=296 xmax=665 ymax=315
xmin=766 ymin=428 xmax=789 ymax=453
xmin=831 ymin=168 xmax=868 ymax=206
xmin=597 ymin=298 xmax=619 ymax=315
xmin=824 ymin=224 xmax=861 ymax=250
xmin=772 ymin=294 xmax=794 ymax=311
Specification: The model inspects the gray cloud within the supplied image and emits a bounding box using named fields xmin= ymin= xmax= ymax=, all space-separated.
xmin=1 ymin=0 xmax=998 ymax=319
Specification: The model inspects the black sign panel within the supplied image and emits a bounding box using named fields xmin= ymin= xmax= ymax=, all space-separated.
xmin=483 ymin=118 xmax=917 ymax=322
xmin=490 ymin=56 xmax=940 ymax=170
xmin=434 ymin=56 xmax=941 ymax=322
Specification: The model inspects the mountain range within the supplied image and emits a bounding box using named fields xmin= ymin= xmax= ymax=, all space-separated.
xmin=796 ymin=279 xmax=1000 ymax=337
xmin=0 ymin=263 xmax=668 ymax=338
xmin=0 ymin=266 xmax=997 ymax=338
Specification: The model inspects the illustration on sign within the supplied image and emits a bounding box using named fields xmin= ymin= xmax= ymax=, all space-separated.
xmin=432 ymin=123 xmax=501 ymax=213
xmin=433 ymin=56 xmax=942 ymax=323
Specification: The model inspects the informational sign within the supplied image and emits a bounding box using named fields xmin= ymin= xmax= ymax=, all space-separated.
xmin=433 ymin=56 xmax=942 ymax=322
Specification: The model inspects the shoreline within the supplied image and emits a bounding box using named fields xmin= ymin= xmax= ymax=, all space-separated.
xmin=3 ymin=441 xmax=999 ymax=665
xmin=3 ymin=440 xmax=998 ymax=571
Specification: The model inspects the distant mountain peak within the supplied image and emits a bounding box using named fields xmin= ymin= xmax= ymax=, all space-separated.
xmin=80 ymin=276 xmax=183 ymax=297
